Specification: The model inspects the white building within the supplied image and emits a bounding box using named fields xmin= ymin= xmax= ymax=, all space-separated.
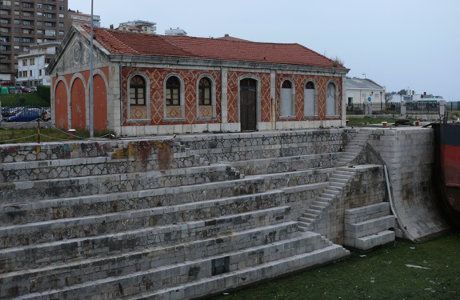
xmin=387 ymin=90 xmax=445 ymax=103
xmin=16 ymin=42 xmax=60 ymax=87
xmin=165 ymin=27 xmax=187 ymax=36
xmin=117 ymin=20 xmax=156 ymax=34
xmin=346 ymin=77 xmax=386 ymax=109
xmin=68 ymin=10 xmax=101 ymax=28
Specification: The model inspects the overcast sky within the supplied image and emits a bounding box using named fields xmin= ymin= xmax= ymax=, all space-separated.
xmin=69 ymin=0 xmax=459 ymax=101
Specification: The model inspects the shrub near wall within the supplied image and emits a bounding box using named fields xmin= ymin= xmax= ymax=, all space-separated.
xmin=37 ymin=86 xmax=50 ymax=105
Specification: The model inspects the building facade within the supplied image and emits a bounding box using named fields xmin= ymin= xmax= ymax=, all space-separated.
xmin=68 ymin=9 xmax=100 ymax=28
xmin=165 ymin=27 xmax=187 ymax=36
xmin=346 ymin=77 xmax=385 ymax=110
xmin=16 ymin=41 xmax=59 ymax=86
xmin=117 ymin=20 xmax=156 ymax=34
xmin=0 ymin=0 xmax=69 ymax=82
xmin=48 ymin=26 xmax=348 ymax=136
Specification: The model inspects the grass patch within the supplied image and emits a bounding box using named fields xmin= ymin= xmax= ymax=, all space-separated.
xmin=0 ymin=127 xmax=114 ymax=144
xmin=210 ymin=233 xmax=460 ymax=300
xmin=0 ymin=93 xmax=49 ymax=107
xmin=448 ymin=111 xmax=460 ymax=121
xmin=347 ymin=117 xmax=398 ymax=126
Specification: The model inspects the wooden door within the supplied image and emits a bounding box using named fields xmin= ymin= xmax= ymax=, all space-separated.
xmin=240 ymin=78 xmax=257 ymax=131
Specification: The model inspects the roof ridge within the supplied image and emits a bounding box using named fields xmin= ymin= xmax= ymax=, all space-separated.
xmin=163 ymin=34 xmax=300 ymax=46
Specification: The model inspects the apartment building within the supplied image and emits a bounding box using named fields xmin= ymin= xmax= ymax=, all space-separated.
xmin=117 ymin=20 xmax=156 ymax=34
xmin=68 ymin=9 xmax=100 ymax=28
xmin=16 ymin=40 xmax=58 ymax=86
xmin=0 ymin=0 xmax=69 ymax=82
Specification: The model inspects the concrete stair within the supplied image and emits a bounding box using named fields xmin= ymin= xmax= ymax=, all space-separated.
xmin=344 ymin=203 xmax=396 ymax=250
xmin=298 ymin=129 xmax=374 ymax=233
xmin=298 ymin=167 xmax=357 ymax=232
xmin=336 ymin=129 xmax=372 ymax=166
xmin=0 ymin=130 xmax=352 ymax=299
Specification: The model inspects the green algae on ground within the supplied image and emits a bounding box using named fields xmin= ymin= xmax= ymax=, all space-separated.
xmin=210 ymin=233 xmax=460 ymax=300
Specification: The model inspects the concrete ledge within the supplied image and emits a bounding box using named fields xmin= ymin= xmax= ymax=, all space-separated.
xmin=345 ymin=215 xmax=395 ymax=238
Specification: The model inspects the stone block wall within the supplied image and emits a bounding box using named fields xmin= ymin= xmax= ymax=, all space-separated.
xmin=310 ymin=165 xmax=387 ymax=244
xmin=367 ymin=128 xmax=448 ymax=241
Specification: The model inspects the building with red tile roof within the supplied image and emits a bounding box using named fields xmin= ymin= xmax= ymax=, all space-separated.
xmin=48 ymin=25 xmax=348 ymax=136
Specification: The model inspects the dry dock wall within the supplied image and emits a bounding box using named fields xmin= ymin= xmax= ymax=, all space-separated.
xmin=0 ymin=127 xmax=449 ymax=298
xmin=367 ymin=128 xmax=449 ymax=241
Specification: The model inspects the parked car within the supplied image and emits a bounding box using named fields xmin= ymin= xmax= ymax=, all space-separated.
xmin=2 ymin=107 xmax=22 ymax=120
xmin=41 ymin=108 xmax=51 ymax=121
xmin=21 ymin=87 xmax=34 ymax=93
xmin=6 ymin=108 xmax=41 ymax=122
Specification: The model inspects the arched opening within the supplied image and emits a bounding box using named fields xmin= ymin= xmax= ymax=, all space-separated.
xmin=71 ymin=77 xmax=86 ymax=129
xmin=165 ymin=75 xmax=183 ymax=119
xmin=304 ymin=81 xmax=317 ymax=117
xmin=93 ymin=74 xmax=107 ymax=132
xmin=239 ymin=78 xmax=257 ymax=131
xmin=55 ymin=80 xmax=68 ymax=129
xmin=129 ymin=75 xmax=147 ymax=120
xmin=281 ymin=80 xmax=294 ymax=117
xmin=198 ymin=76 xmax=213 ymax=119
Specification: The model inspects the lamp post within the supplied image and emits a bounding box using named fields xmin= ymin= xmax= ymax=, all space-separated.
xmin=89 ymin=0 xmax=94 ymax=137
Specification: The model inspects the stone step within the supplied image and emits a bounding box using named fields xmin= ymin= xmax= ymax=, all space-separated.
xmin=344 ymin=230 xmax=395 ymax=250
xmin=345 ymin=215 xmax=396 ymax=239
xmin=184 ymin=139 xmax=344 ymax=164
xmin=17 ymin=234 xmax=348 ymax=300
xmin=138 ymin=244 xmax=349 ymax=300
xmin=0 ymin=191 xmax=289 ymax=249
xmin=0 ymin=152 xmax=200 ymax=183
xmin=345 ymin=203 xmax=391 ymax=224
xmin=0 ymin=163 xmax=242 ymax=203
xmin=230 ymin=152 xmax=340 ymax=175
xmin=0 ymin=222 xmax=299 ymax=295
xmin=330 ymin=181 xmax=346 ymax=188
xmin=301 ymin=212 xmax=316 ymax=219
xmin=330 ymin=173 xmax=353 ymax=180
xmin=1 ymin=171 xmax=330 ymax=226
xmin=0 ymin=205 xmax=292 ymax=269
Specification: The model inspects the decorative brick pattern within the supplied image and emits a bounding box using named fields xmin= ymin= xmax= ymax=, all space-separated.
xmin=121 ymin=67 xmax=222 ymax=126
xmin=276 ymin=74 xmax=342 ymax=121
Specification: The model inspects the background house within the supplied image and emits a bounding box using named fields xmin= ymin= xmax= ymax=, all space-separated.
xmin=346 ymin=77 xmax=385 ymax=110
xmin=16 ymin=41 xmax=60 ymax=87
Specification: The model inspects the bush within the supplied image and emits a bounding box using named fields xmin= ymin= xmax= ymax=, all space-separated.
xmin=37 ymin=85 xmax=50 ymax=105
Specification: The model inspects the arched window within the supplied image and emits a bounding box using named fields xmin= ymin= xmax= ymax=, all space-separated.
xmin=166 ymin=76 xmax=181 ymax=106
xmin=326 ymin=82 xmax=337 ymax=116
xmin=304 ymin=81 xmax=317 ymax=117
xmin=198 ymin=77 xmax=212 ymax=105
xmin=281 ymin=80 xmax=294 ymax=117
xmin=129 ymin=75 xmax=145 ymax=106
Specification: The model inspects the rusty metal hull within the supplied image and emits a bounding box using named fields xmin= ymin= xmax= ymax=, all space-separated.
xmin=434 ymin=123 xmax=460 ymax=228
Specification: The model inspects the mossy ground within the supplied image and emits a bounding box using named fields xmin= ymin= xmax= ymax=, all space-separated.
xmin=210 ymin=233 xmax=460 ymax=300
xmin=0 ymin=128 xmax=113 ymax=144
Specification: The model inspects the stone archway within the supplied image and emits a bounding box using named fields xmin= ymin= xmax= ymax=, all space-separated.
xmin=55 ymin=80 xmax=68 ymax=130
xmin=71 ymin=77 xmax=86 ymax=130
xmin=93 ymin=74 xmax=108 ymax=132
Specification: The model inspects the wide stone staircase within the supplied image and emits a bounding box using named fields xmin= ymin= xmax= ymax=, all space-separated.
xmin=0 ymin=129 xmax=369 ymax=299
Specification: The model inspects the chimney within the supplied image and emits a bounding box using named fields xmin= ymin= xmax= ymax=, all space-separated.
xmin=110 ymin=24 xmax=114 ymax=30
xmin=225 ymin=34 xmax=229 ymax=37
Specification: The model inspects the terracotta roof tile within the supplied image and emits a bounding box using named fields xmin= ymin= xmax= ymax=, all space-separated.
xmin=87 ymin=27 xmax=343 ymax=68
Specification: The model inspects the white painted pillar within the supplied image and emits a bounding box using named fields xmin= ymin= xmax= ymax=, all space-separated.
xmin=221 ymin=68 xmax=228 ymax=131
xmin=270 ymin=71 xmax=276 ymax=130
